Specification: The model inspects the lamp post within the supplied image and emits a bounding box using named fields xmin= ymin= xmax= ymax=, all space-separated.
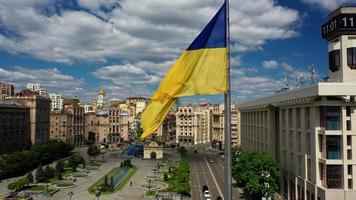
xmin=148 ymin=179 xmax=151 ymax=193
xmin=68 ymin=191 xmax=73 ymax=200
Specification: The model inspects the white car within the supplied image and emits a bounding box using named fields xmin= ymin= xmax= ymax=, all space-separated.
xmin=204 ymin=191 xmax=211 ymax=198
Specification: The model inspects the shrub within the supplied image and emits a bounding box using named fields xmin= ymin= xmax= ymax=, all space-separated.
xmin=26 ymin=172 xmax=34 ymax=183
xmin=8 ymin=177 xmax=29 ymax=191
xmin=87 ymin=145 xmax=101 ymax=157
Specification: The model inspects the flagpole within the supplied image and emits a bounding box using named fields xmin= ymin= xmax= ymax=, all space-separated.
xmin=224 ymin=0 xmax=232 ymax=199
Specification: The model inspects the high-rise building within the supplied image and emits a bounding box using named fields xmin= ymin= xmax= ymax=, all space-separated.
xmin=0 ymin=81 xmax=14 ymax=100
xmin=7 ymin=89 xmax=51 ymax=144
xmin=239 ymin=7 xmax=356 ymax=200
xmin=26 ymin=83 xmax=47 ymax=96
xmin=0 ymin=101 xmax=30 ymax=153
xmin=49 ymin=93 xmax=63 ymax=111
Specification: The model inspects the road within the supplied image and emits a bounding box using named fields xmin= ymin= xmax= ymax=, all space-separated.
xmin=188 ymin=146 xmax=243 ymax=200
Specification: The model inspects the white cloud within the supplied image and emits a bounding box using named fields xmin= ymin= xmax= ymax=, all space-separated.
xmin=93 ymin=64 xmax=160 ymax=85
xmin=0 ymin=66 xmax=84 ymax=97
xmin=0 ymin=0 xmax=300 ymax=64
xmin=300 ymin=0 xmax=352 ymax=11
xmin=262 ymin=60 xmax=278 ymax=69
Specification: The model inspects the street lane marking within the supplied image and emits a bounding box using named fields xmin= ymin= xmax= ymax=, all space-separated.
xmin=205 ymin=158 xmax=224 ymax=199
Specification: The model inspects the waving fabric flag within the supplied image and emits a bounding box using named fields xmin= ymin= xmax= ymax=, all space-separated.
xmin=140 ymin=2 xmax=227 ymax=140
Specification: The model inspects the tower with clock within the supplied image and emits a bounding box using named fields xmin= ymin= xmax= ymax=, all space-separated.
xmin=322 ymin=7 xmax=356 ymax=82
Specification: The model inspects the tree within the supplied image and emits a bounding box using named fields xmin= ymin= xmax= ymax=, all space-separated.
xmin=104 ymin=175 xmax=108 ymax=187
xmin=87 ymin=145 xmax=100 ymax=157
xmin=232 ymin=148 xmax=280 ymax=199
xmin=26 ymin=172 xmax=34 ymax=184
xmin=44 ymin=165 xmax=54 ymax=181
xmin=35 ymin=166 xmax=45 ymax=183
xmin=68 ymin=155 xmax=77 ymax=172
xmin=163 ymin=173 xmax=168 ymax=181
xmin=55 ymin=161 xmax=64 ymax=173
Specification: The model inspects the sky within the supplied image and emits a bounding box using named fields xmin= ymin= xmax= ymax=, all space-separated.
xmin=0 ymin=0 xmax=355 ymax=104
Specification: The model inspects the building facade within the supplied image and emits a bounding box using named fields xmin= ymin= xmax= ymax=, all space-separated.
xmin=239 ymin=7 xmax=356 ymax=200
xmin=0 ymin=81 xmax=14 ymax=100
xmin=63 ymin=99 xmax=85 ymax=145
xmin=26 ymin=83 xmax=47 ymax=96
xmin=7 ymin=89 xmax=51 ymax=144
xmin=0 ymin=102 xmax=30 ymax=153
xmin=49 ymin=93 xmax=63 ymax=111
xmin=50 ymin=110 xmax=73 ymax=142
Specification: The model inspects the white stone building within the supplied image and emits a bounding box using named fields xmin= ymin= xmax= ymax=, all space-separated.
xmin=239 ymin=7 xmax=356 ymax=200
xmin=49 ymin=93 xmax=63 ymax=111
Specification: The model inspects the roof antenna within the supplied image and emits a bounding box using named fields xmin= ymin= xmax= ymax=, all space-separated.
xmin=309 ymin=64 xmax=316 ymax=84
xmin=284 ymin=73 xmax=289 ymax=90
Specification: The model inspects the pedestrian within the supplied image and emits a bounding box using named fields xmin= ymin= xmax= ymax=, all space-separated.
xmin=130 ymin=181 xmax=132 ymax=186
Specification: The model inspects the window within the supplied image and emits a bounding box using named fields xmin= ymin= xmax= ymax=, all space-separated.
xmin=348 ymin=165 xmax=352 ymax=175
xmin=327 ymin=136 xmax=341 ymax=159
xmin=347 ymin=136 xmax=352 ymax=146
xmin=347 ymin=120 xmax=352 ymax=131
xmin=327 ymin=165 xmax=342 ymax=189
xmin=347 ymin=48 xmax=356 ymax=69
xmin=349 ymin=179 xmax=353 ymax=189
xmin=329 ymin=50 xmax=341 ymax=72
xmin=346 ymin=106 xmax=352 ymax=117
xmin=320 ymin=106 xmax=341 ymax=130
xmin=348 ymin=150 xmax=352 ymax=160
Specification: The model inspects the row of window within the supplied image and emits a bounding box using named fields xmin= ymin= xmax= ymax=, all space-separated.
xmin=329 ymin=48 xmax=356 ymax=71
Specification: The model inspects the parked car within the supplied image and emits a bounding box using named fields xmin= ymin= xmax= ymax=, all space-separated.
xmin=202 ymin=185 xmax=209 ymax=193
xmin=216 ymin=196 xmax=223 ymax=200
xmin=204 ymin=191 xmax=211 ymax=198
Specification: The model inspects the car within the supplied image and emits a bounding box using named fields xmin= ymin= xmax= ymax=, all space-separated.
xmin=202 ymin=185 xmax=209 ymax=193
xmin=216 ymin=196 xmax=223 ymax=200
xmin=206 ymin=198 xmax=211 ymax=200
xmin=209 ymin=160 xmax=214 ymax=163
xmin=204 ymin=191 xmax=211 ymax=198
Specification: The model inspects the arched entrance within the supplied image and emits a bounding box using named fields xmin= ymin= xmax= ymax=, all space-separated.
xmin=88 ymin=132 xmax=96 ymax=144
xmin=150 ymin=151 xmax=157 ymax=159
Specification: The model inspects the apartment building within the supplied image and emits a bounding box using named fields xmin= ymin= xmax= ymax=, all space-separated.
xmin=0 ymin=102 xmax=30 ymax=153
xmin=26 ymin=83 xmax=47 ymax=96
xmin=176 ymin=106 xmax=203 ymax=144
xmin=239 ymin=7 xmax=356 ymax=200
xmin=0 ymin=81 xmax=14 ymax=100
xmin=212 ymin=104 xmax=240 ymax=149
xmin=49 ymin=93 xmax=63 ymax=111
xmin=7 ymin=89 xmax=51 ymax=144
xmin=50 ymin=110 xmax=73 ymax=142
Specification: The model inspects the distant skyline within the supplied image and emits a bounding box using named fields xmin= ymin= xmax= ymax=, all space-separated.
xmin=0 ymin=0 xmax=354 ymax=104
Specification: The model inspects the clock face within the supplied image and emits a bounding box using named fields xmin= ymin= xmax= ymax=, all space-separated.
xmin=322 ymin=14 xmax=356 ymax=40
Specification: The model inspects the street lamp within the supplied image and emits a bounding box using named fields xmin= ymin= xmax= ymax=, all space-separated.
xmin=68 ymin=191 xmax=73 ymax=200
xmin=148 ymin=179 xmax=152 ymax=193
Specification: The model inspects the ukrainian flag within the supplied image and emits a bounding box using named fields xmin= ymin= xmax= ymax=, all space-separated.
xmin=141 ymin=2 xmax=227 ymax=140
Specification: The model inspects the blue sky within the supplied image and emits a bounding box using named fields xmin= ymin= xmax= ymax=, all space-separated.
xmin=0 ymin=0 xmax=354 ymax=104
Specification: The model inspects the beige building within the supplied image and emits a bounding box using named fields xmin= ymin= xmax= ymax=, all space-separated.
xmin=239 ymin=7 xmax=356 ymax=200
xmin=0 ymin=81 xmax=14 ymax=100
xmin=156 ymin=112 xmax=176 ymax=141
xmin=50 ymin=110 xmax=73 ymax=142
xmin=0 ymin=102 xmax=30 ymax=153
xmin=176 ymin=105 xmax=211 ymax=145
xmin=212 ymin=104 xmax=240 ymax=149
xmin=85 ymin=108 xmax=129 ymax=144
xmin=8 ymin=89 xmax=51 ymax=144
xmin=143 ymin=141 xmax=163 ymax=159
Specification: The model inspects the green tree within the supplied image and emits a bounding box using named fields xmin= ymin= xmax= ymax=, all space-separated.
xmin=104 ymin=175 xmax=108 ymax=187
xmin=35 ymin=166 xmax=45 ymax=183
xmin=87 ymin=145 xmax=100 ymax=157
xmin=232 ymin=149 xmax=280 ymax=199
xmin=55 ymin=161 xmax=64 ymax=173
xmin=26 ymin=172 xmax=34 ymax=184
xmin=44 ymin=165 xmax=54 ymax=181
